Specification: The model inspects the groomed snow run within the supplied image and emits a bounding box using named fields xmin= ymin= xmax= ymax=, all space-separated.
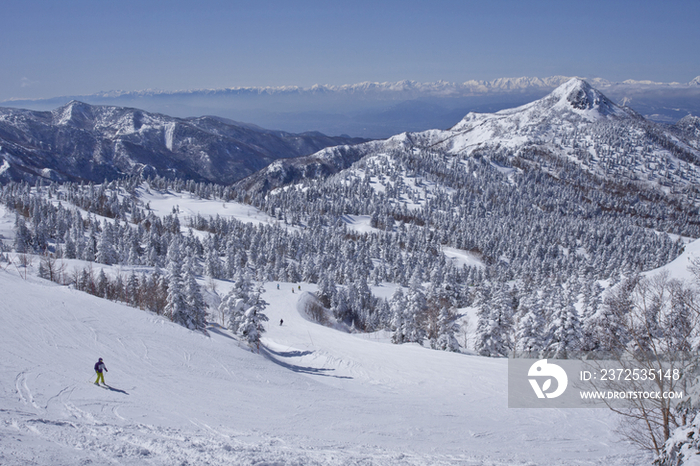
xmin=0 ymin=268 xmax=648 ymax=465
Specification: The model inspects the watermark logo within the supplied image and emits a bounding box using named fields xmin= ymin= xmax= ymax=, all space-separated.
xmin=528 ymin=359 xmax=568 ymax=399
xmin=509 ymin=357 xmax=686 ymax=408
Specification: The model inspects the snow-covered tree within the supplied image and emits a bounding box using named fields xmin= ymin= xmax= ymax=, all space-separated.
xmin=389 ymin=288 xmax=408 ymax=344
xmin=475 ymin=285 xmax=513 ymax=357
xmin=96 ymin=221 xmax=118 ymax=265
xmin=545 ymin=300 xmax=582 ymax=358
xmin=238 ymin=306 xmax=269 ymax=350
xmin=514 ymin=292 xmax=546 ymax=355
xmin=434 ymin=306 xmax=460 ymax=352
xmin=183 ymin=255 xmax=208 ymax=331
xmin=219 ymin=270 xmax=267 ymax=336
xmin=165 ymin=238 xmax=188 ymax=325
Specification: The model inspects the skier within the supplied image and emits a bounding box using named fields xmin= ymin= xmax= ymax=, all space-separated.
xmin=94 ymin=358 xmax=108 ymax=385
xmin=280 ymin=319 xmax=284 ymax=326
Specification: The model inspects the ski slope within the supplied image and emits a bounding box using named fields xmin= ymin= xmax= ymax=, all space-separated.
xmin=0 ymin=265 xmax=650 ymax=465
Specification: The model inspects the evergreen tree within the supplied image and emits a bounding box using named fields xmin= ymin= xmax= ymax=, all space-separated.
xmin=579 ymin=278 xmax=603 ymax=351
xmin=238 ymin=306 xmax=269 ymax=351
xmin=390 ymin=288 xmax=408 ymax=344
xmin=96 ymin=221 xmax=117 ymax=265
xmin=204 ymin=239 xmax=222 ymax=279
xmin=220 ymin=270 xmax=267 ymax=334
xmin=13 ymin=216 xmax=32 ymax=253
xmin=165 ymin=238 xmax=188 ymax=325
xmin=96 ymin=269 xmax=109 ymax=298
xmin=125 ymin=271 xmax=139 ymax=307
xmin=183 ymin=256 xmax=208 ymax=331
xmin=545 ymin=300 xmax=582 ymax=358
xmin=434 ymin=306 xmax=460 ymax=352
xmin=514 ymin=292 xmax=546 ymax=355
xmin=475 ymin=285 xmax=513 ymax=357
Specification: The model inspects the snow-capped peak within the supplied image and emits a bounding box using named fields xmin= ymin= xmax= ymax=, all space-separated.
xmin=542 ymin=78 xmax=630 ymax=120
xmin=449 ymin=79 xmax=631 ymax=136
xmin=551 ymin=78 xmax=602 ymax=109
xmin=53 ymin=100 xmax=95 ymax=127
xmin=387 ymin=77 xmax=700 ymax=188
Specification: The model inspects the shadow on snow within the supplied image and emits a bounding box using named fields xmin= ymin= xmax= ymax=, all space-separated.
xmin=260 ymin=346 xmax=353 ymax=379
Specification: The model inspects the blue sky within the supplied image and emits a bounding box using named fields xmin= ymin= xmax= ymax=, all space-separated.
xmin=2 ymin=0 xmax=698 ymax=101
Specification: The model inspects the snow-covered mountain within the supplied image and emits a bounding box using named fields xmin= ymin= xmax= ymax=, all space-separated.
xmin=8 ymin=75 xmax=700 ymax=104
xmin=5 ymin=76 xmax=700 ymax=137
xmin=242 ymin=78 xmax=700 ymax=195
xmin=0 ymin=101 xmax=365 ymax=184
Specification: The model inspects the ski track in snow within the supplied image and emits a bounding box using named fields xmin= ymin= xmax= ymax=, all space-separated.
xmin=0 ymin=268 xmax=656 ymax=466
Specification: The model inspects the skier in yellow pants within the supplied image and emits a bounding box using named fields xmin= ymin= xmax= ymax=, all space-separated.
xmin=94 ymin=358 xmax=108 ymax=385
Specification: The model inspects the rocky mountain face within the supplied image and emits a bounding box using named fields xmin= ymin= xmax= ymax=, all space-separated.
xmin=240 ymin=78 xmax=700 ymax=199
xmin=0 ymin=101 xmax=366 ymax=184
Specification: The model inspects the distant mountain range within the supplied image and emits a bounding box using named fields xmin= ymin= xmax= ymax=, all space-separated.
xmin=0 ymin=102 xmax=365 ymax=184
xmin=4 ymin=76 xmax=700 ymax=138
xmin=3 ymin=78 xmax=700 ymax=197
xmin=239 ymin=78 xmax=700 ymax=196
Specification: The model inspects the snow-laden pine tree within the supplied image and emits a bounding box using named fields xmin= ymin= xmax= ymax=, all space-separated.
xmin=13 ymin=216 xmax=32 ymax=253
xmin=331 ymin=287 xmax=351 ymax=324
xmin=579 ymin=278 xmax=603 ymax=351
xmin=219 ymin=269 xmax=267 ymax=335
xmin=204 ymin=239 xmax=222 ymax=280
xmin=514 ymin=291 xmax=546 ymax=355
xmin=475 ymin=284 xmax=513 ymax=357
xmin=238 ymin=306 xmax=269 ymax=351
xmin=434 ymin=306 xmax=460 ymax=352
xmin=389 ymin=288 xmax=408 ymax=344
xmin=395 ymin=273 xmax=427 ymax=344
xmin=316 ymin=273 xmax=337 ymax=308
xmin=125 ymin=270 xmax=139 ymax=307
xmin=164 ymin=238 xmax=188 ymax=325
xmin=182 ymin=255 xmax=208 ymax=331
xmin=96 ymin=221 xmax=118 ymax=265
xmin=545 ymin=300 xmax=582 ymax=359
xmin=593 ymin=275 xmax=639 ymax=352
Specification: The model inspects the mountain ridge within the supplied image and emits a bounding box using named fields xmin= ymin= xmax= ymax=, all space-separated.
xmin=238 ymin=78 xmax=700 ymax=196
xmin=6 ymin=76 xmax=700 ymax=139
xmin=7 ymin=75 xmax=700 ymax=103
xmin=0 ymin=101 xmax=366 ymax=184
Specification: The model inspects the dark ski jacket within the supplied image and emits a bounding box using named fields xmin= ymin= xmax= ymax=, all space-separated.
xmin=94 ymin=361 xmax=107 ymax=373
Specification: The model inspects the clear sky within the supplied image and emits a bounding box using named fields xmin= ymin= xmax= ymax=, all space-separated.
xmin=2 ymin=0 xmax=699 ymax=101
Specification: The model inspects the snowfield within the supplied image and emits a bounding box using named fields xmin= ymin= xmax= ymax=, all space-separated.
xmin=0 ymin=264 xmax=651 ymax=465
xmin=140 ymin=186 xmax=277 ymax=227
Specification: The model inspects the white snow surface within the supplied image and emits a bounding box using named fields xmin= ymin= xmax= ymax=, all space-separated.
xmin=646 ymin=237 xmax=700 ymax=283
xmin=139 ymin=186 xmax=278 ymax=228
xmin=0 ymin=266 xmax=649 ymax=465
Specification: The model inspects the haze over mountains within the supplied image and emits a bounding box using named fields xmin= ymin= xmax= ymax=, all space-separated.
xmin=4 ymin=75 xmax=700 ymax=138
